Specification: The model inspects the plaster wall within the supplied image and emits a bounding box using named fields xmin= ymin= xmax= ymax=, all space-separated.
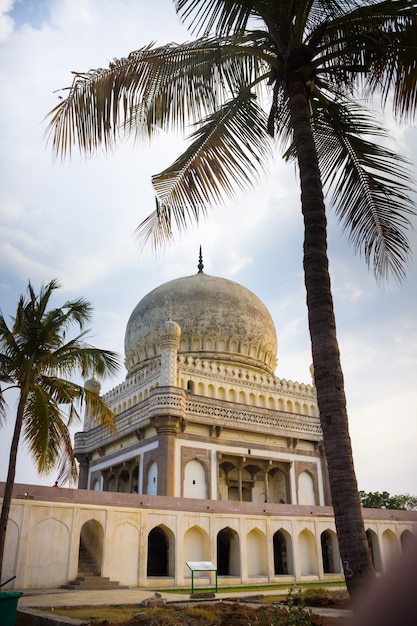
xmin=2 ymin=484 xmax=416 ymax=590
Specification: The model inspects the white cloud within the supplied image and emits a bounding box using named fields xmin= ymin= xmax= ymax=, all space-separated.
xmin=0 ymin=0 xmax=14 ymax=41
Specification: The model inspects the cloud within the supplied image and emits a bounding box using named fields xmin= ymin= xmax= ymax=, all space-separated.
xmin=0 ymin=0 xmax=14 ymax=41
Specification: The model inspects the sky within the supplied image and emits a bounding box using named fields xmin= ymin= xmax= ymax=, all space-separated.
xmin=0 ymin=0 xmax=416 ymax=496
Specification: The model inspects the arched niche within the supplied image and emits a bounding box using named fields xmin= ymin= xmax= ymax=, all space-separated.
xmin=247 ymin=528 xmax=267 ymax=576
xmin=298 ymin=471 xmax=316 ymax=505
xmin=298 ymin=529 xmax=318 ymax=576
xmin=183 ymin=459 xmax=208 ymax=499
xmin=183 ymin=525 xmax=209 ymax=578
xmin=146 ymin=461 xmax=158 ymax=496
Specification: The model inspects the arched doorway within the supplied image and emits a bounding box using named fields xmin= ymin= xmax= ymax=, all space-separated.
xmin=321 ymin=530 xmax=340 ymax=573
xmin=273 ymin=529 xmax=293 ymax=575
xmin=78 ymin=520 xmax=103 ymax=576
xmin=366 ymin=529 xmax=382 ymax=572
xmin=147 ymin=525 xmax=174 ymax=577
xmin=217 ymin=527 xmax=240 ymax=576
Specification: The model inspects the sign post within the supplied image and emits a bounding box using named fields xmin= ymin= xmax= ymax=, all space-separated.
xmin=186 ymin=561 xmax=218 ymax=594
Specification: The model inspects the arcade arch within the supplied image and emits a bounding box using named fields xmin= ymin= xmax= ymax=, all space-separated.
xmin=147 ymin=525 xmax=175 ymax=577
xmin=217 ymin=527 xmax=240 ymax=576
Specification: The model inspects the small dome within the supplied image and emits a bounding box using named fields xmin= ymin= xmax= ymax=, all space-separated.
xmin=84 ymin=377 xmax=101 ymax=395
xmin=125 ymin=272 xmax=277 ymax=376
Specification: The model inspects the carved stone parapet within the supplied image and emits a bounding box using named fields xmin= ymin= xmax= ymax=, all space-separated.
xmin=186 ymin=396 xmax=322 ymax=440
xmin=148 ymin=386 xmax=187 ymax=421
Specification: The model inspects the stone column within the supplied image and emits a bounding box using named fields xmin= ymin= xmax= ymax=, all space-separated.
xmin=149 ymin=386 xmax=186 ymax=497
xmin=264 ymin=470 xmax=270 ymax=503
xmin=238 ymin=467 xmax=243 ymax=502
xmin=77 ymin=454 xmax=90 ymax=489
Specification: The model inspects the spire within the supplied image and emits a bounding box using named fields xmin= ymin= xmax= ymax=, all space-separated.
xmin=197 ymin=246 xmax=204 ymax=273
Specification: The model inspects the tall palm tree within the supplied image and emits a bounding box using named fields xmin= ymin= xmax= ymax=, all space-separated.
xmin=45 ymin=0 xmax=417 ymax=596
xmin=0 ymin=279 xmax=120 ymax=581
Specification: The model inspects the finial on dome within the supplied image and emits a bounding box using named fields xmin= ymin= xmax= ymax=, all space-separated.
xmin=197 ymin=246 xmax=204 ymax=273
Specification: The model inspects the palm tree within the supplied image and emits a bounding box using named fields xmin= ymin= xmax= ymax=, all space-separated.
xmin=45 ymin=0 xmax=416 ymax=596
xmin=0 ymin=279 xmax=120 ymax=581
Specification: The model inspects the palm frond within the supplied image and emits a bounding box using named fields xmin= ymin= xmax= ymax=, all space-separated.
xmin=136 ymin=87 xmax=273 ymax=248
xmin=24 ymin=386 xmax=64 ymax=474
xmin=175 ymin=0 xmax=256 ymax=36
xmin=50 ymin=340 xmax=120 ymax=379
xmin=45 ymin=38 xmax=265 ymax=160
xmin=312 ymin=95 xmax=415 ymax=281
xmin=314 ymin=0 xmax=417 ymax=121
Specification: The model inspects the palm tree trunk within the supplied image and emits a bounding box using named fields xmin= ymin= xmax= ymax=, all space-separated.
xmin=0 ymin=391 xmax=26 ymax=582
xmin=287 ymin=73 xmax=374 ymax=597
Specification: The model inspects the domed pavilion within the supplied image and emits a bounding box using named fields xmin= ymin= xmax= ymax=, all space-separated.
xmin=75 ymin=252 xmax=327 ymax=505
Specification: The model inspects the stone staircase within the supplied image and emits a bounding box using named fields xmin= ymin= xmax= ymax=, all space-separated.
xmin=62 ymin=542 xmax=128 ymax=590
xmin=61 ymin=574 xmax=129 ymax=590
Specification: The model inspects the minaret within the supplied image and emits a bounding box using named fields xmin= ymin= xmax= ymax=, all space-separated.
xmin=77 ymin=377 xmax=101 ymax=489
xmin=83 ymin=377 xmax=101 ymax=431
xmin=159 ymin=319 xmax=181 ymax=386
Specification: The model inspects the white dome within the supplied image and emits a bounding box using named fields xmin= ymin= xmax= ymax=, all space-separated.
xmin=125 ymin=271 xmax=277 ymax=377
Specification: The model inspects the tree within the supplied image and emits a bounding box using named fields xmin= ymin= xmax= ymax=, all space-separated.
xmin=360 ymin=491 xmax=417 ymax=510
xmin=0 ymin=279 xmax=120 ymax=581
xmin=45 ymin=0 xmax=417 ymax=596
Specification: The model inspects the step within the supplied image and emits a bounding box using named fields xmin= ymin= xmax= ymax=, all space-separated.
xmin=61 ymin=575 xmax=128 ymax=590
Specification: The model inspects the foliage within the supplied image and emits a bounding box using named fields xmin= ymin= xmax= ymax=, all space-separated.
xmin=284 ymin=587 xmax=314 ymax=626
xmin=0 ymin=279 xmax=120 ymax=579
xmin=252 ymin=587 xmax=314 ymax=626
xmin=360 ymin=491 xmax=417 ymax=510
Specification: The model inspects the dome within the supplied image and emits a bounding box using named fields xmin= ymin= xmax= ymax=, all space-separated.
xmin=124 ymin=271 xmax=277 ymax=376
xmin=84 ymin=377 xmax=101 ymax=395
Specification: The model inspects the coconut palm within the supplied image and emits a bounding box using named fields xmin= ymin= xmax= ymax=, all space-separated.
xmin=0 ymin=279 xmax=120 ymax=581
xmin=45 ymin=0 xmax=417 ymax=595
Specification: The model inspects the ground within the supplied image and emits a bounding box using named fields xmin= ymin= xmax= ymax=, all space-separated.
xmin=47 ymin=590 xmax=351 ymax=626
